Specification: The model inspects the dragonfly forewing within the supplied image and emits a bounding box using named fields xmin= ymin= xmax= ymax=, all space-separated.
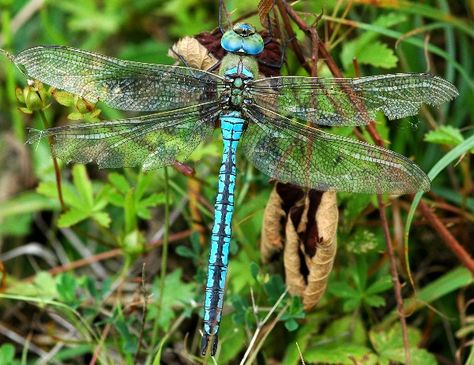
xmin=249 ymin=73 xmax=458 ymax=126
xmin=14 ymin=46 xmax=224 ymax=112
xmin=242 ymin=105 xmax=430 ymax=194
xmin=27 ymin=103 xmax=220 ymax=170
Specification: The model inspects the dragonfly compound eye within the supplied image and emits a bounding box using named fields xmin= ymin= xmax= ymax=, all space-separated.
xmin=233 ymin=23 xmax=256 ymax=37
xmin=221 ymin=24 xmax=264 ymax=55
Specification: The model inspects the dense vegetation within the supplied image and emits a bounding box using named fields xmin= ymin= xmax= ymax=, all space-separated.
xmin=0 ymin=0 xmax=472 ymax=364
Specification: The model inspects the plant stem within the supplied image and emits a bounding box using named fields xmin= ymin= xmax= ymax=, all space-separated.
xmin=151 ymin=167 xmax=170 ymax=352
xmin=37 ymin=109 xmax=65 ymax=211
xmin=377 ymin=196 xmax=411 ymax=365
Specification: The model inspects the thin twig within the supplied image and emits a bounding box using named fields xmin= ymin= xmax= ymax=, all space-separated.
xmin=240 ymin=289 xmax=288 ymax=364
xmin=377 ymin=196 xmax=411 ymax=365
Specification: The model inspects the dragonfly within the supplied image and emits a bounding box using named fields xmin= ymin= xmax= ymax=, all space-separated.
xmin=9 ymin=22 xmax=457 ymax=356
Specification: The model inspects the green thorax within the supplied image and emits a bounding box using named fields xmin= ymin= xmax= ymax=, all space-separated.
xmin=219 ymin=53 xmax=260 ymax=79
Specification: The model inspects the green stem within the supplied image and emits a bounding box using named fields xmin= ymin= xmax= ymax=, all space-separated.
xmin=150 ymin=167 xmax=170 ymax=353
xmin=38 ymin=109 xmax=66 ymax=211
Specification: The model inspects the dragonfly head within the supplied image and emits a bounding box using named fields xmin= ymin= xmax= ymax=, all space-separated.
xmin=221 ymin=23 xmax=264 ymax=56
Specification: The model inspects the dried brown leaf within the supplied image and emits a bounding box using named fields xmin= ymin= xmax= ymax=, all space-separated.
xmin=258 ymin=0 xmax=274 ymax=28
xmin=303 ymin=191 xmax=338 ymax=310
xmin=168 ymin=36 xmax=218 ymax=70
xmin=261 ymin=187 xmax=286 ymax=261
xmin=260 ymin=183 xmax=338 ymax=311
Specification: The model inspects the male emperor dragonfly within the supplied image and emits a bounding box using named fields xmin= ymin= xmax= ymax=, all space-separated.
xmin=9 ymin=23 xmax=457 ymax=355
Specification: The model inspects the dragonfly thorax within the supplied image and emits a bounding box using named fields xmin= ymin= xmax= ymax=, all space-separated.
xmin=221 ymin=60 xmax=254 ymax=110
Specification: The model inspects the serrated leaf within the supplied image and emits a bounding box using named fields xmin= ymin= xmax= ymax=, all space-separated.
xmin=370 ymin=324 xmax=422 ymax=353
xmin=58 ymin=208 xmax=89 ymax=227
xmin=92 ymin=212 xmax=111 ymax=227
xmin=424 ymin=126 xmax=465 ymax=147
xmin=148 ymin=270 xmax=195 ymax=330
xmin=357 ymin=41 xmax=398 ymax=68
xmin=341 ymin=12 xmax=405 ymax=70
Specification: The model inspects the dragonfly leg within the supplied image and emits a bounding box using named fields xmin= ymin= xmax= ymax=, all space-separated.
xmin=258 ymin=35 xmax=294 ymax=70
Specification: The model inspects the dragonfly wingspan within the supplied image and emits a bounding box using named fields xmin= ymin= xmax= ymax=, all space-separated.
xmin=14 ymin=46 xmax=224 ymax=112
xmin=28 ymin=103 xmax=220 ymax=170
xmin=249 ymin=73 xmax=458 ymax=126
xmin=242 ymin=105 xmax=430 ymax=194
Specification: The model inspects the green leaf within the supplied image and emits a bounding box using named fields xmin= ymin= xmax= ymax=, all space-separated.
xmin=342 ymin=298 xmax=361 ymax=312
xmin=328 ymin=282 xmax=359 ymax=299
xmin=56 ymin=273 xmax=78 ymax=304
xmin=250 ymin=261 xmax=259 ymax=280
xmin=0 ymin=344 xmax=16 ymax=364
xmin=323 ymin=315 xmax=367 ymax=345
xmin=108 ymin=172 xmax=130 ymax=194
xmin=175 ymin=245 xmax=195 ymax=259
xmin=425 ymin=126 xmax=472 ymax=152
xmin=72 ymin=165 xmax=93 ymax=208
xmin=285 ymin=318 xmax=299 ymax=331
xmin=91 ymin=211 xmax=111 ymax=227
xmin=124 ymin=190 xmax=137 ymax=233
xmin=148 ymin=270 xmax=195 ymax=331
xmin=37 ymin=181 xmax=82 ymax=209
xmin=304 ymin=344 xmax=377 ymax=365
xmin=6 ymin=272 xmax=58 ymax=300
xmin=363 ymin=294 xmax=386 ymax=308
xmin=356 ymin=41 xmax=398 ymax=68
xmin=67 ymin=112 xmax=85 ymax=120
xmin=52 ymin=90 xmax=75 ymax=106
xmin=58 ymin=209 xmax=89 ymax=227
xmin=341 ymin=13 xmax=406 ymax=70
xmin=366 ymin=275 xmax=392 ymax=295
xmin=369 ymin=324 xmax=437 ymax=365
xmin=115 ymin=316 xmax=138 ymax=353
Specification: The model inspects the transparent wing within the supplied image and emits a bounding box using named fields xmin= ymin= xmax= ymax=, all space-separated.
xmin=28 ymin=102 xmax=220 ymax=170
xmin=14 ymin=46 xmax=224 ymax=112
xmin=249 ymin=73 xmax=458 ymax=126
xmin=242 ymin=105 xmax=430 ymax=193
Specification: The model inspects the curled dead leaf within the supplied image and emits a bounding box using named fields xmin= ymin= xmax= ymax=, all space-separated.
xmin=261 ymin=183 xmax=338 ymax=311
xmin=168 ymin=36 xmax=219 ymax=71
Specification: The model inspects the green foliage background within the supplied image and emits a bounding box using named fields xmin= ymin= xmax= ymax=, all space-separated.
xmin=0 ymin=0 xmax=473 ymax=364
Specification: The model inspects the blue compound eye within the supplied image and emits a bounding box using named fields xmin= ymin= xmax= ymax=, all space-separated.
xmin=221 ymin=23 xmax=264 ymax=55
